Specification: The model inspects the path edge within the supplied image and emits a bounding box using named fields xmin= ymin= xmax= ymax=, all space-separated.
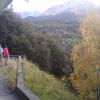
xmin=16 ymin=56 xmax=40 ymax=100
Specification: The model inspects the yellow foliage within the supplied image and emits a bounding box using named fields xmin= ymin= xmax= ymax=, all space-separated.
xmin=71 ymin=7 xmax=100 ymax=100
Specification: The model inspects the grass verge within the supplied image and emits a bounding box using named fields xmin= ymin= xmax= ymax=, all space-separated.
xmin=23 ymin=59 xmax=80 ymax=100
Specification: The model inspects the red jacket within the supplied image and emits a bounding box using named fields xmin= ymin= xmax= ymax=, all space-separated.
xmin=3 ymin=47 xmax=9 ymax=58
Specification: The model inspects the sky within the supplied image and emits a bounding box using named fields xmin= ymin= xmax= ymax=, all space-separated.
xmin=12 ymin=0 xmax=100 ymax=12
xmin=12 ymin=0 xmax=69 ymax=12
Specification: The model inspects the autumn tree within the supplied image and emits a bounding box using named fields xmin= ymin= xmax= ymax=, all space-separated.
xmin=70 ymin=7 xmax=100 ymax=100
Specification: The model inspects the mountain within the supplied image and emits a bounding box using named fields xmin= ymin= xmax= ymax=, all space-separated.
xmin=43 ymin=0 xmax=90 ymax=16
xmin=26 ymin=10 xmax=79 ymax=23
xmin=18 ymin=0 xmax=93 ymax=18
xmin=24 ymin=1 xmax=90 ymax=37
xmin=23 ymin=0 xmax=94 ymax=37
xmin=24 ymin=10 xmax=80 ymax=38
xmin=18 ymin=11 xmax=41 ymax=18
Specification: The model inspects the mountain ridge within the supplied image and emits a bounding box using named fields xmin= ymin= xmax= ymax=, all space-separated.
xmin=43 ymin=0 xmax=88 ymax=16
xmin=18 ymin=0 xmax=94 ymax=18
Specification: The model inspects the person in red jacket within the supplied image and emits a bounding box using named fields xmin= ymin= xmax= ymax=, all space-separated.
xmin=3 ymin=45 xmax=9 ymax=65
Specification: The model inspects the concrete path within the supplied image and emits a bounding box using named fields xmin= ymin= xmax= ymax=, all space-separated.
xmin=0 ymin=93 xmax=22 ymax=100
xmin=0 ymin=63 xmax=22 ymax=100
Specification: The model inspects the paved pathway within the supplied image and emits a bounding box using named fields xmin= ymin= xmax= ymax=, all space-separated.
xmin=0 ymin=63 xmax=22 ymax=100
xmin=0 ymin=93 xmax=22 ymax=100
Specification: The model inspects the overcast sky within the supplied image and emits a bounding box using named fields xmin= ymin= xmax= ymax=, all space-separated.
xmin=12 ymin=0 xmax=70 ymax=12
xmin=12 ymin=0 xmax=100 ymax=12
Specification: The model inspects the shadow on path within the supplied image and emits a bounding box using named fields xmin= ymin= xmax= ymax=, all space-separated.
xmin=0 ymin=92 xmax=22 ymax=100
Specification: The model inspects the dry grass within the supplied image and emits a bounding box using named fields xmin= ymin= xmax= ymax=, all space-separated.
xmin=6 ymin=58 xmax=17 ymax=90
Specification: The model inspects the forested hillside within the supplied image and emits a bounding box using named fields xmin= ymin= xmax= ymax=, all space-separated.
xmin=25 ymin=10 xmax=81 ymax=60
